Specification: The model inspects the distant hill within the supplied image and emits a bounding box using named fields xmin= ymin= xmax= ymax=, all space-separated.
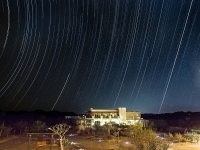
xmin=0 ymin=109 xmax=77 ymax=125
xmin=142 ymin=111 xmax=200 ymax=120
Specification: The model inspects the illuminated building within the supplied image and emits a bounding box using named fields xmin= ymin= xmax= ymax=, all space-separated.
xmin=78 ymin=107 xmax=143 ymax=127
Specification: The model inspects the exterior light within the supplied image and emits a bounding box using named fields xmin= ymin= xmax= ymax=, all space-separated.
xmin=124 ymin=141 xmax=130 ymax=144
xmin=98 ymin=139 xmax=103 ymax=142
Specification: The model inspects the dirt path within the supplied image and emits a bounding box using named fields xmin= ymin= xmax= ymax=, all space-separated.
xmin=2 ymin=135 xmax=200 ymax=150
xmin=170 ymin=142 xmax=200 ymax=150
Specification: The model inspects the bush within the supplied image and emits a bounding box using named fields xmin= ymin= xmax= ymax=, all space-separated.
xmin=94 ymin=125 xmax=107 ymax=136
xmin=127 ymin=123 xmax=168 ymax=150
xmin=174 ymin=133 xmax=183 ymax=143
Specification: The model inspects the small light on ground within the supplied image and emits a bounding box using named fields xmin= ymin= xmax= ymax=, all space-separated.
xmin=98 ymin=139 xmax=103 ymax=142
xmin=71 ymin=141 xmax=78 ymax=145
xmin=124 ymin=141 xmax=131 ymax=144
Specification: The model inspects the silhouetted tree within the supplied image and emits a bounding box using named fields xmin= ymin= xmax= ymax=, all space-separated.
xmin=14 ymin=121 xmax=28 ymax=134
xmin=0 ymin=123 xmax=6 ymax=137
xmin=0 ymin=123 xmax=12 ymax=137
xmin=31 ymin=120 xmax=46 ymax=132
xmin=3 ymin=126 xmax=12 ymax=137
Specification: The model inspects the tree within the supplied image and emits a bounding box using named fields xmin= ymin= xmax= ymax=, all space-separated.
xmin=0 ymin=123 xmax=12 ymax=137
xmin=49 ymin=124 xmax=70 ymax=150
xmin=147 ymin=120 xmax=156 ymax=130
xmin=0 ymin=123 xmax=6 ymax=137
xmin=94 ymin=125 xmax=107 ymax=136
xmin=3 ymin=126 xmax=12 ymax=137
xmin=105 ymin=123 xmax=112 ymax=136
xmin=155 ymin=120 xmax=168 ymax=132
xmin=31 ymin=120 xmax=46 ymax=132
xmin=127 ymin=123 xmax=169 ymax=150
xmin=14 ymin=121 xmax=28 ymax=134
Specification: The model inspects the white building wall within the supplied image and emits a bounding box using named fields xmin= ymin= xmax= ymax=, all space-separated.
xmin=118 ymin=107 xmax=126 ymax=123
xmin=79 ymin=107 xmax=142 ymax=127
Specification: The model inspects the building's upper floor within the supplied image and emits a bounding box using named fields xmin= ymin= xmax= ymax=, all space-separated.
xmin=84 ymin=107 xmax=141 ymax=121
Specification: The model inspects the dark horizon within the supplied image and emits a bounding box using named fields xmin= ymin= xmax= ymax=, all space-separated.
xmin=1 ymin=0 xmax=200 ymax=114
xmin=1 ymin=108 xmax=200 ymax=115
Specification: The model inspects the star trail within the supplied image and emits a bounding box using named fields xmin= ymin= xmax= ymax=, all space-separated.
xmin=1 ymin=0 xmax=200 ymax=114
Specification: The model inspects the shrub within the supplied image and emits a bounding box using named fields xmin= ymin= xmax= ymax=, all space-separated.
xmin=127 ymin=123 xmax=167 ymax=150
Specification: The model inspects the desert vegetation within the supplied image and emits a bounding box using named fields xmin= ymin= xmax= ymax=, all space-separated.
xmin=1 ymin=110 xmax=200 ymax=149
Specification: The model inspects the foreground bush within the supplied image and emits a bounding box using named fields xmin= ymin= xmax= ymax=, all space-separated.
xmin=127 ymin=123 xmax=169 ymax=150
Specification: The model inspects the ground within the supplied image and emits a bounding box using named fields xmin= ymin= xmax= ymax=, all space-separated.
xmin=1 ymin=135 xmax=200 ymax=150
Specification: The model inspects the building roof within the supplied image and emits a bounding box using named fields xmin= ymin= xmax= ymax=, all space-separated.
xmin=89 ymin=109 xmax=118 ymax=113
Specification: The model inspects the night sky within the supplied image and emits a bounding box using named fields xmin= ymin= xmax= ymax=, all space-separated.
xmin=0 ymin=0 xmax=200 ymax=114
